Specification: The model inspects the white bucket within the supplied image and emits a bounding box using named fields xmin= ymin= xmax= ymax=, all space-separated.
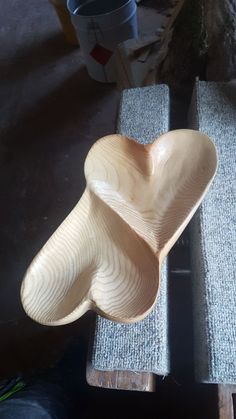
xmin=67 ymin=0 xmax=138 ymax=83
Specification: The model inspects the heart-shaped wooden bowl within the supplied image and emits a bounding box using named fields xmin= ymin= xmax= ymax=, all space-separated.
xmin=21 ymin=129 xmax=217 ymax=325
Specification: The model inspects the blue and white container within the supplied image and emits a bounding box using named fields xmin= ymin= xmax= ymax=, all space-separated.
xmin=67 ymin=0 xmax=138 ymax=83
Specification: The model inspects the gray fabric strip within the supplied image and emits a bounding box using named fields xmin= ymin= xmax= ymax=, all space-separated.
xmin=189 ymin=81 xmax=236 ymax=383
xmin=91 ymin=85 xmax=170 ymax=375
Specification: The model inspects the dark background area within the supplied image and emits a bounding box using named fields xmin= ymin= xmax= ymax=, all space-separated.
xmin=0 ymin=1 xmax=218 ymax=417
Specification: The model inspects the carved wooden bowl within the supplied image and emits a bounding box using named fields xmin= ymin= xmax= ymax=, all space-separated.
xmin=21 ymin=129 xmax=217 ymax=325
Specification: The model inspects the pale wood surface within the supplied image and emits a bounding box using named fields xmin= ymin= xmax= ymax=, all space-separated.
xmin=115 ymin=0 xmax=186 ymax=89
xmin=21 ymin=130 xmax=217 ymax=326
xmin=218 ymin=385 xmax=236 ymax=419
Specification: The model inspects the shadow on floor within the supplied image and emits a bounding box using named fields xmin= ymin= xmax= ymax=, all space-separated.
xmin=0 ymin=0 xmax=119 ymax=379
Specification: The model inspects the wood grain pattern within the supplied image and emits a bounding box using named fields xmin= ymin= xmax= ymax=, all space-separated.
xmin=21 ymin=129 xmax=217 ymax=326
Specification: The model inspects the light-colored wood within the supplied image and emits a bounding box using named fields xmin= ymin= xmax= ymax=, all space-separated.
xmin=218 ymin=385 xmax=236 ymax=419
xmin=21 ymin=129 xmax=217 ymax=326
xmin=114 ymin=0 xmax=186 ymax=89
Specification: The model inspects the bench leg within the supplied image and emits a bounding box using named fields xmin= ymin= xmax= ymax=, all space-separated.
xmin=218 ymin=385 xmax=236 ymax=419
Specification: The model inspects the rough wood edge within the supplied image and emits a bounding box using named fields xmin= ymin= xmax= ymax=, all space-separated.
xmin=218 ymin=385 xmax=236 ymax=419
xmin=86 ymin=313 xmax=155 ymax=392
xmin=86 ymin=362 xmax=155 ymax=392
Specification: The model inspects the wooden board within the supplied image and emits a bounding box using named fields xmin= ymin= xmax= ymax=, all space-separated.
xmin=86 ymin=314 xmax=155 ymax=392
xmin=218 ymin=385 xmax=236 ymax=419
xmin=115 ymin=0 xmax=186 ymax=88
xmin=86 ymin=362 xmax=155 ymax=392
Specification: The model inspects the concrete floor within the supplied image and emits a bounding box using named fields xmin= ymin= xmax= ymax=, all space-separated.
xmin=0 ymin=0 xmax=119 ymax=377
xmin=0 ymin=1 xmax=218 ymax=418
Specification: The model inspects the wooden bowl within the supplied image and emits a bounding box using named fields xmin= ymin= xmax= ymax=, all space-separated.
xmin=21 ymin=129 xmax=217 ymax=325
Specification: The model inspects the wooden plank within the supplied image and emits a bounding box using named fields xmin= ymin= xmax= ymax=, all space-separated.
xmin=114 ymin=0 xmax=186 ymax=89
xmin=218 ymin=385 xmax=236 ymax=419
xmin=86 ymin=314 xmax=155 ymax=392
xmin=86 ymin=361 xmax=155 ymax=392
